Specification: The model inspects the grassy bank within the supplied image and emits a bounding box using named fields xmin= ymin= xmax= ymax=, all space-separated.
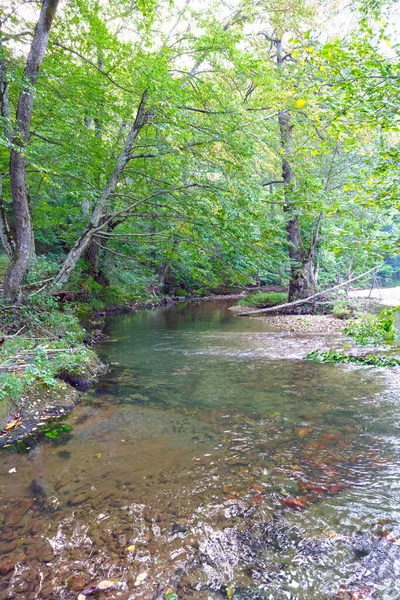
xmin=0 ymin=292 xmax=104 ymax=444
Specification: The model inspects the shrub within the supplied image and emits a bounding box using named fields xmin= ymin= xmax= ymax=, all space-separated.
xmin=238 ymin=291 xmax=287 ymax=308
xmin=305 ymin=349 xmax=400 ymax=368
xmin=344 ymin=306 xmax=399 ymax=345
xmin=331 ymin=299 xmax=353 ymax=319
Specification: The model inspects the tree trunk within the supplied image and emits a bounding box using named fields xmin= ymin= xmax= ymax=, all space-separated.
xmin=288 ymin=257 xmax=317 ymax=301
xmin=3 ymin=0 xmax=60 ymax=301
xmin=275 ymin=38 xmax=318 ymax=302
xmin=0 ymin=176 xmax=15 ymax=260
xmin=50 ymin=90 xmax=150 ymax=290
xmin=0 ymin=39 xmax=16 ymax=260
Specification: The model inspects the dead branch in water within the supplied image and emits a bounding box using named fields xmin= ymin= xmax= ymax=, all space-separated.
xmin=237 ymin=266 xmax=381 ymax=317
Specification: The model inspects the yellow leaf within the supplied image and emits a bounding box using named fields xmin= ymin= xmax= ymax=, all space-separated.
xmin=325 ymin=530 xmax=338 ymax=539
xmin=5 ymin=420 xmax=21 ymax=431
xmin=294 ymin=99 xmax=306 ymax=108
xmin=127 ymin=544 xmax=136 ymax=551
xmin=306 ymin=46 xmax=314 ymax=52
xmin=227 ymin=585 xmax=234 ymax=599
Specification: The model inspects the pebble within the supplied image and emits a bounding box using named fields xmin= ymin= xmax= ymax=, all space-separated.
xmin=67 ymin=574 xmax=89 ymax=591
xmin=0 ymin=559 xmax=15 ymax=575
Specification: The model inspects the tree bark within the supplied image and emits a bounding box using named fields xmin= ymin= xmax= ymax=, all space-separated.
xmin=84 ymin=57 xmax=108 ymax=283
xmin=0 ymin=175 xmax=15 ymax=259
xmin=0 ymin=37 xmax=15 ymax=259
xmin=51 ymin=89 xmax=150 ymax=290
xmin=3 ymin=0 xmax=60 ymax=301
xmin=274 ymin=38 xmax=318 ymax=302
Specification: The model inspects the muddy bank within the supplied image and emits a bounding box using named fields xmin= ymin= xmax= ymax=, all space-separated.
xmin=0 ymin=381 xmax=81 ymax=448
xmin=0 ymin=359 xmax=107 ymax=448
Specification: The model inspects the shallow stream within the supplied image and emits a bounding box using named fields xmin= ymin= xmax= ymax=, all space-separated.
xmin=1 ymin=300 xmax=400 ymax=599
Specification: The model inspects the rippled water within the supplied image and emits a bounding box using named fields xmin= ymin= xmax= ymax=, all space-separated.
xmin=1 ymin=300 xmax=400 ymax=600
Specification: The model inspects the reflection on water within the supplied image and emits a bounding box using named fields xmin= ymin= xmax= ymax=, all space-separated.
xmin=1 ymin=300 xmax=400 ymax=599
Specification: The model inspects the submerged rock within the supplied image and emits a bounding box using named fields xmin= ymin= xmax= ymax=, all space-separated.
xmin=171 ymin=522 xmax=189 ymax=536
xmin=30 ymin=477 xmax=60 ymax=511
xmin=351 ymin=534 xmax=375 ymax=558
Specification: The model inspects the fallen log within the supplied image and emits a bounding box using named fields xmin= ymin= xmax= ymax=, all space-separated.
xmin=237 ymin=265 xmax=381 ymax=317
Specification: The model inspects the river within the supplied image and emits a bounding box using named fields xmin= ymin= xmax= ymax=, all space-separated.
xmin=1 ymin=299 xmax=400 ymax=599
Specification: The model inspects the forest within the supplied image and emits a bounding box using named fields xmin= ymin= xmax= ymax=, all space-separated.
xmin=1 ymin=0 xmax=399 ymax=306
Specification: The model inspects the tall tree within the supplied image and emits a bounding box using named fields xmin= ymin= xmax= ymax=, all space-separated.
xmin=1 ymin=0 xmax=60 ymax=301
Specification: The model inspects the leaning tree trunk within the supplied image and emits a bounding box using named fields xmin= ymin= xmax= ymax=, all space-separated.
xmin=50 ymin=90 xmax=150 ymax=290
xmin=275 ymin=38 xmax=318 ymax=302
xmin=3 ymin=0 xmax=60 ymax=301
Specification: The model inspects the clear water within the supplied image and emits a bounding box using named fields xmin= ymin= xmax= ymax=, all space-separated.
xmin=1 ymin=300 xmax=400 ymax=600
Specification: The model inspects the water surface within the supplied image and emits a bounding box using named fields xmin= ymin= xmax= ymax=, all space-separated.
xmin=1 ymin=300 xmax=400 ymax=599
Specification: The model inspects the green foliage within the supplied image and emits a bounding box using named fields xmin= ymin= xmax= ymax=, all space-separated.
xmin=41 ymin=423 xmax=73 ymax=439
xmin=0 ymin=374 xmax=24 ymax=402
xmin=344 ymin=306 xmax=399 ymax=345
xmin=1 ymin=0 xmax=400 ymax=305
xmin=331 ymin=299 xmax=353 ymax=319
xmin=238 ymin=291 xmax=287 ymax=308
xmin=0 ymin=293 xmax=59 ymax=335
xmin=0 ymin=294 xmax=97 ymax=412
xmin=305 ymin=349 xmax=400 ymax=368
xmin=25 ymin=348 xmax=58 ymax=388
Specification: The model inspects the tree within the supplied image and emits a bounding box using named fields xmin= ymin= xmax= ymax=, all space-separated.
xmin=0 ymin=0 xmax=60 ymax=301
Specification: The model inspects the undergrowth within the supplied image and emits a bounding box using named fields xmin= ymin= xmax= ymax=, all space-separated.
xmin=238 ymin=291 xmax=287 ymax=308
xmin=344 ymin=306 xmax=399 ymax=345
xmin=0 ymin=293 xmax=97 ymax=421
xmin=305 ymin=349 xmax=400 ymax=368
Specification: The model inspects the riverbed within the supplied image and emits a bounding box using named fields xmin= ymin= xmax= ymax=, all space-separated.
xmin=1 ymin=299 xmax=400 ymax=599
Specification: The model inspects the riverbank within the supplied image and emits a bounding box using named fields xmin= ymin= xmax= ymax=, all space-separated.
xmin=349 ymin=285 xmax=400 ymax=306
xmin=229 ymin=300 xmax=352 ymax=333
xmin=0 ymin=298 xmax=106 ymax=448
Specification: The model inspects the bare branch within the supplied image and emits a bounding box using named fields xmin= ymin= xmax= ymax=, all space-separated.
xmin=262 ymin=179 xmax=284 ymax=186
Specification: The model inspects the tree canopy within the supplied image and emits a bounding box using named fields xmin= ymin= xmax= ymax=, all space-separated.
xmin=0 ymin=0 xmax=399 ymax=302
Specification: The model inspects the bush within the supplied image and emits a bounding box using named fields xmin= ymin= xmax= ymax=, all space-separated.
xmin=305 ymin=349 xmax=400 ymax=368
xmin=0 ymin=292 xmax=99 ymax=416
xmin=238 ymin=291 xmax=287 ymax=308
xmin=331 ymin=298 xmax=353 ymax=319
xmin=344 ymin=306 xmax=399 ymax=345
